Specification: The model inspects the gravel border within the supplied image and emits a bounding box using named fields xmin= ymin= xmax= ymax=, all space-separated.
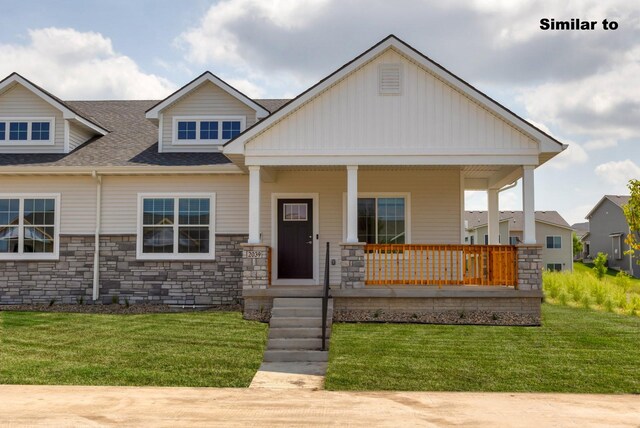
xmin=333 ymin=310 xmax=540 ymax=326
xmin=0 ymin=304 xmax=242 ymax=315
xmin=243 ymin=309 xmax=271 ymax=323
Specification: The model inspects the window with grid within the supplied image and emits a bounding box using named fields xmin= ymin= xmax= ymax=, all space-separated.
xmin=177 ymin=121 xmax=196 ymax=140
xmin=174 ymin=118 xmax=243 ymax=143
xmin=357 ymin=197 xmax=406 ymax=244
xmin=31 ymin=122 xmax=50 ymax=140
xmin=546 ymin=263 xmax=562 ymax=272
xmin=0 ymin=196 xmax=58 ymax=259
xmin=199 ymin=121 xmax=218 ymax=140
xmin=222 ymin=121 xmax=241 ymax=139
xmin=139 ymin=195 xmax=214 ymax=259
xmin=0 ymin=123 xmax=5 ymax=140
xmin=0 ymin=119 xmax=53 ymax=143
xmin=546 ymin=236 xmax=561 ymax=249
xmin=9 ymin=122 xmax=28 ymax=140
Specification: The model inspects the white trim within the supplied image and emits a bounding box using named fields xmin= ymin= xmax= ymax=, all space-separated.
xmin=0 ymin=74 xmax=108 ymax=135
xmin=244 ymin=154 xmax=541 ymax=166
xmin=158 ymin=113 xmax=164 ymax=153
xmin=0 ymin=193 xmax=61 ymax=261
xmin=0 ymin=117 xmax=55 ymax=146
xmin=136 ymin=192 xmax=216 ymax=261
xmin=224 ymin=36 xmax=564 ymax=156
xmin=341 ymin=192 xmax=412 ymax=244
xmin=145 ymin=72 xmax=269 ymax=119
xmin=459 ymin=171 xmax=465 ymax=244
xmin=63 ymin=120 xmax=70 ymax=153
xmin=271 ymin=193 xmax=320 ymax=286
xmin=248 ymin=166 xmax=261 ymax=244
xmin=0 ymin=164 xmax=244 ymax=175
xmin=172 ymin=115 xmax=246 ymax=146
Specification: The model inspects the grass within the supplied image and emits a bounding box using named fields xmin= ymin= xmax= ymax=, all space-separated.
xmin=0 ymin=311 xmax=267 ymax=387
xmin=544 ymin=262 xmax=640 ymax=316
xmin=325 ymin=304 xmax=640 ymax=392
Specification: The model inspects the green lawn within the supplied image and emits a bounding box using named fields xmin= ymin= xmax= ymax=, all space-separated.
xmin=325 ymin=304 xmax=640 ymax=392
xmin=574 ymin=261 xmax=640 ymax=293
xmin=0 ymin=311 xmax=267 ymax=387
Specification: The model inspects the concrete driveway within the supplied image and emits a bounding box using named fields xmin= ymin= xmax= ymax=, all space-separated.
xmin=0 ymin=385 xmax=638 ymax=427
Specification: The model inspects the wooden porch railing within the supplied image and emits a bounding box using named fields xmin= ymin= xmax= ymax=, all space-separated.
xmin=267 ymin=246 xmax=272 ymax=286
xmin=364 ymin=244 xmax=517 ymax=287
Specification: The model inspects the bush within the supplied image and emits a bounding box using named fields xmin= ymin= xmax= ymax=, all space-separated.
xmin=615 ymin=271 xmax=632 ymax=292
xmin=593 ymin=252 xmax=608 ymax=280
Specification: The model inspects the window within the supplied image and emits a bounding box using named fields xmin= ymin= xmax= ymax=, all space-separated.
xmin=357 ymin=197 xmax=406 ymax=244
xmin=0 ymin=195 xmax=59 ymax=260
xmin=138 ymin=194 xmax=215 ymax=260
xmin=509 ymin=236 xmax=519 ymax=246
xmin=484 ymin=234 xmax=489 ymax=245
xmin=470 ymin=235 xmax=475 ymax=245
xmin=10 ymin=122 xmax=27 ymax=140
xmin=0 ymin=118 xmax=54 ymax=144
xmin=177 ymin=121 xmax=196 ymax=140
xmin=546 ymin=263 xmax=562 ymax=272
xmin=283 ymin=203 xmax=308 ymax=221
xmin=173 ymin=117 xmax=244 ymax=144
xmin=31 ymin=122 xmax=50 ymax=140
xmin=611 ymin=234 xmax=623 ymax=260
xmin=222 ymin=121 xmax=241 ymax=139
xmin=546 ymin=236 xmax=562 ymax=249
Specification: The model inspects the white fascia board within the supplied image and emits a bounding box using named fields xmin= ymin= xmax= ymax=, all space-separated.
xmin=225 ymin=36 xmax=565 ymax=156
xmin=245 ymin=154 xmax=540 ymax=166
xmin=0 ymin=164 xmax=244 ymax=175
xmin=0 ymin=74 xmax=108 ymax=135
xmin=145 ymin=72 xmax=269 ymax=119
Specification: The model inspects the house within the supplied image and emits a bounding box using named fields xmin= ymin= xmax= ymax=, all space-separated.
xmin=585 ymin=195 xmax=639 ymax=278
xmin=571 ymin=221 xmax=589 ymax=260
xmin=0 ymin=35 xmax=566 ymax=325
xmin=465 ymin=211 xmax=574 ymax=271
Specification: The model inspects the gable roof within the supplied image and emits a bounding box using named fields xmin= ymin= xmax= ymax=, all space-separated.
xmin=0 ymin=72 xmax=109 ymax=135
xmin=145 ymin=71 xmax=269 ymax=120
xmin=465 ymin=210 xmax=572 ymax=231
xmin=224 ymin=34 xmax=566 ymax=156
xmin=0 ymin=98 xmax=288 ymax=171
xmin=585 ymin=195 xmax=630 ymax=219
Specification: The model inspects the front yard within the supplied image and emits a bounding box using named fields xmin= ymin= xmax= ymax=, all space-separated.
xmin=325 ymin=304 xmax=640 ymax=393
xmin=0 ymin=311 xmax=267 ymax=387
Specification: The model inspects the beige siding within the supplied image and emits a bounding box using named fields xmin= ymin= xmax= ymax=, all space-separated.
xmin=246 ymin=49 xmax=538 ymax=156
xmin=537 ymin=223 xmax=573 ymax=272
xmin=473 ymin=221 xmax=510 ymax=244
xmin=161 ymin=81 xmax=257 ymax=153
xmin=0 ymin=176 xmax=96 ymax=234
xmin=100 ymin=175 xmax=248 ymax=234
xmin=261 ymin=169 xmax=461 ymax=285
xmin=0 ymin=84 xmax=65 ymax=153
xmin=68 ymin=122 xmax=94 ymax=151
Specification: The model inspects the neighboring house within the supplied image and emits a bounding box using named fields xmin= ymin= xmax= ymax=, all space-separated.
xmin=571 ymin=221 xmax=589 ymax=260
xmin=465 ymin=211 xmax=574 ymax=272
xmin=0 ymin=35 xmax=566 ymax=324
xmin=585 ymin=195 xmax=639 ymax=278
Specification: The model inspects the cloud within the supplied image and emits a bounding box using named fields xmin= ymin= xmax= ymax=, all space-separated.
xmin=595 ymin=159 xmax=640 ymax=186
xmin=584 ymin=139 xmax=618 ymax=150
xmin=0 ymin=28 xmax=176 ymax=99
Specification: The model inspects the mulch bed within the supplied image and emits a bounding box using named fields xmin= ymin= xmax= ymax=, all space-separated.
xmin=0 ymin=304 xmax=242 ymax=314
xmin=333 ymin=309 xmax=540 ymax=326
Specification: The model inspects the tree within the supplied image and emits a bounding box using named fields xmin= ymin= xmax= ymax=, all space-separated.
xmin=623 ymin=179 xmax=640 ymax=263
xmin=593 ymin=252 xmax=608 ymax=280
xmin=572 ymin=232 xmax=583 ymax=258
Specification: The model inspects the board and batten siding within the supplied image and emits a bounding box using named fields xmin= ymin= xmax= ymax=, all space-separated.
xmin=0 ymin=84 xmax=65 ymax=153
xmin=0 ymin=176 xmax=96 ymax=234
xmin=68 ymin=122 xmax=95 ymax=152
xmin=161 ymin=81 xmax=258 ymax=153
xmin=246 ymin=49 xmax=538 ymax=156
xmin=261 ymin=169 xmax=462 ymax=285
xmin=100 ymin=175 xmax=249 ymax=234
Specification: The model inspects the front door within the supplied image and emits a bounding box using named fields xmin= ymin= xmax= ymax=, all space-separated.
xmin=277 ymin=198 xmax=313 ymax=279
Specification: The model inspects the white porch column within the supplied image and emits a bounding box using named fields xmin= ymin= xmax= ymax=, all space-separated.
xmin=487 ymin=188 xmax=500 ymax=245
xmin=522 ymin=165 xmax=536 ymax=244
xmin=248 ymin=166 xmax=261 ymax=244
xmin=346 ymin=165 xmax=359 ymax=243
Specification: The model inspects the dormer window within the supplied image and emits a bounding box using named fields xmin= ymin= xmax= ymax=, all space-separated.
xmin=173 ymin=116 xmax=245 ymax=145
xmin=0 ymin=118 xmax=54 ymax=145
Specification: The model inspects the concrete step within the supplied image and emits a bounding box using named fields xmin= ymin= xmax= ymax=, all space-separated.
xmin=267 ymin=338 xmax=325 ymax=350
xmin=263 ymin=350 xmax=328 ymax=363
xmin=271 ymin=307 xmax=323 ymax=318
xmin=272 ymin=297 xmax=324 ymax=308
xmin=270 ymin=317 xmax=330 ymax=328
xmin=268 ymin=327 xmax=330 ymax=339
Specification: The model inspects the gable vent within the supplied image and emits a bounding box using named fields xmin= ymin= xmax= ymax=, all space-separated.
xmin=379 ymin=63 xmax=402 ymax=95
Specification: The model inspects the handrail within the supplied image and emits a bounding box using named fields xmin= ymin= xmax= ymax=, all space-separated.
xmin=364 ymin=244 xmax=518 ymax=287
xmin=321 ymin=242 xmax=330 ymax=351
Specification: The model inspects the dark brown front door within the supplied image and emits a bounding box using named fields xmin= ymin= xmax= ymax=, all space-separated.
xmin=277 ymin=198 xmax=313 ymax=279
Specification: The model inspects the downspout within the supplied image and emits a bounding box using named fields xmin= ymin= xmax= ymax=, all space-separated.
xmin=92 ymin=171 xmax=102 ymax=301
xmin=498 ymin=181 xmax=518 ymax=194
xmin=498 ymin=181 xmax=518 ymax=245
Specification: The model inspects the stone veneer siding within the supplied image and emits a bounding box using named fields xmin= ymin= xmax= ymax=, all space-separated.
xmin=242 ymin=243 xmax=271 ymax=289
xmin=340 ymin=243 xmax=366 ymax=288
xmin=516 ymin=245 xmax=543 ymax=291
xmin=0 ymin=234 xmax=247 ymax=306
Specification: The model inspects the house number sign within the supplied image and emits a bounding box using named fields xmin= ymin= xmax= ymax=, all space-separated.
xmin=246 ymin=251 xmax=265 ymax=259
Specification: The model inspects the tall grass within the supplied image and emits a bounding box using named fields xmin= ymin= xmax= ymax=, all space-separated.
xmin=543 ymin=269 xmax=640 ymax=316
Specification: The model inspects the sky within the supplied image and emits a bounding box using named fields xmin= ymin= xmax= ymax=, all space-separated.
xmin=0 ymin=0 xmax=638 ymax=225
